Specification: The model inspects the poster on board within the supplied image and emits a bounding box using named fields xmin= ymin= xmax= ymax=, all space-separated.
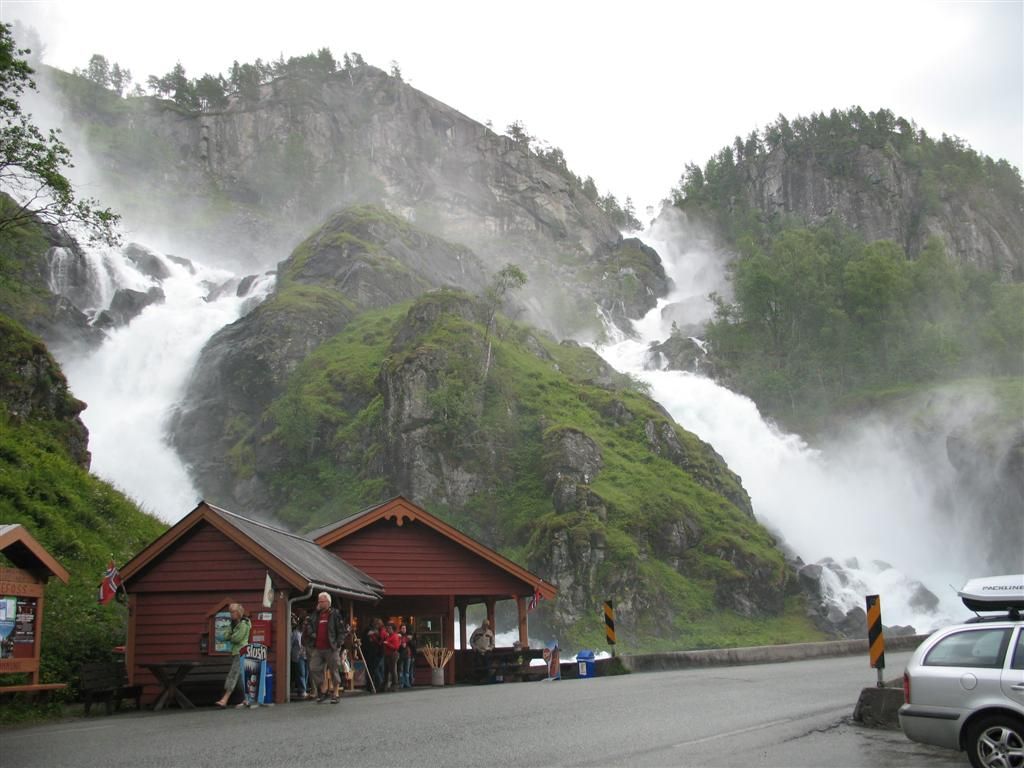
xmin=213 ymin=611 xmax=233 ymax=654
xmin=0 ymin=597 xmax=16 ymax=659
xmin=13 ymin=598 xmax=37 ymax=658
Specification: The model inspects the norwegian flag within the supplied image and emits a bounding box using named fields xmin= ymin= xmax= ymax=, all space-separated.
xmin=98 ymin=560 xmax=123 ymax=605
xmin=528 ymin=587 xmax=543 ymax=612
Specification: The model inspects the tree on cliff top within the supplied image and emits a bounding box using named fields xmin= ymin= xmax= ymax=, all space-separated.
xmin=0 ymin=24 xmax=119 ymax=244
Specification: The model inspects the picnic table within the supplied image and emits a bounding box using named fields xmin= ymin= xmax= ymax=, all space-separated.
xmin=141 ymin=660 xmax=200 ymax=711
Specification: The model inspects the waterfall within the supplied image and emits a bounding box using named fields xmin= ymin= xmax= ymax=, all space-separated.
xmin=593 ymin=213 xmax=975 ymax=631
xmin=51 ymin=236 xmax=275 ymax=523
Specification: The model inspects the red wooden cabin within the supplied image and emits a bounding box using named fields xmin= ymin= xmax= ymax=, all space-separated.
xmin=313 ymin=497 xmax=557 ymax=685
xmin=118 ymin=502 xmax=382 ymax=705
xmin=119 ymin=496 xmax=556 ymax=703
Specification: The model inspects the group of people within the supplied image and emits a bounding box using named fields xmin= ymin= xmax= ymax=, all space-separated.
xmin=288 ymin=594 xmax=420 ymax=701
xmin=220 ymin=596 xmax=506 ymax=707
xmin=356 ymin=617 xmax=418 ymax=693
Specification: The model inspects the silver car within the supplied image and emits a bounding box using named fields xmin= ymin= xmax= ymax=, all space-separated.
xmin=899 ymin=614 xmax=1024 ymax=768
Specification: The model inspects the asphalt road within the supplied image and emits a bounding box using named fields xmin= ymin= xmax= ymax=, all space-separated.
xmin=3 ymin=651 xmax=966 ymax=768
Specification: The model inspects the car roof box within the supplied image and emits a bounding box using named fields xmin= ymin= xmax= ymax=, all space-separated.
xmin=959 ymin=574 xmax=1024 ymax=612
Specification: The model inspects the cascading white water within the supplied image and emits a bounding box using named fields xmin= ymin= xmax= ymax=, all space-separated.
xmin=52 ymin=239 xmax=275 ymax=523
xmin=594 ymin=213 xmax=976 ymax=631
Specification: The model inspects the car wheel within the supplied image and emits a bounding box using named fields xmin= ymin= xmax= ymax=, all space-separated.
xmin=965 ymin=714 xmax=1024 ymax=768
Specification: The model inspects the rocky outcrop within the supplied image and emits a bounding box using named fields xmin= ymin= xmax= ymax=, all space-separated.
xmin=122 ymin=243 xmax=172 ymax=281
xmin=170 ymin=208 xmax=491 ymax=513
xmin=0 ymin=316 xmax=90 ymax=467
xmin=793 ymin=558 xmax=937 ymax=638
xmin=591 ymin=237 xmax=671 ymax=328
xmin=93 ymin=286 xmax=165 ymax=329
xmin=645 ymin=335 xmax=718 ymax=378
xmin=543 ymin=427 xmax=604 ymax=515
xmin=736 ymin=144 xmax=1023 ymax=279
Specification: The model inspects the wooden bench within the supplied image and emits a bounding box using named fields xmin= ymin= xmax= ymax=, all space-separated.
xmin=80 ymin=662 xmax=142 ymax=716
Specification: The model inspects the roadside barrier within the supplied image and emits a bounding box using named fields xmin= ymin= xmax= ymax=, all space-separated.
xmin=618 ymin=633 xmax=929 ymax=674
xmin=604 ymin=601 xmax=616 ymax=652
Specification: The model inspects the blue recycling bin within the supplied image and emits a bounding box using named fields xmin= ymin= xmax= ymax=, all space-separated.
xmin=577 ymin=649 xmax=596 ymax=679
xmin=263 ymin=664 xmax=274 ymax=704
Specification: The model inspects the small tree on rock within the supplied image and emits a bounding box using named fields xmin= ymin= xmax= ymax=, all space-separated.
xmin=0 ymin=24 xmax=119 ymax=243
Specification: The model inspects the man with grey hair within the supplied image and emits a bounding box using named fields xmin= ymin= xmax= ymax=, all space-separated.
xmin=303 ymin=592 xmax=349 ymax=704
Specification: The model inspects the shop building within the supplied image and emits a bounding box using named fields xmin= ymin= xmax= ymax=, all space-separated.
xmin=119 ymin=496 xmax=555 ymax=703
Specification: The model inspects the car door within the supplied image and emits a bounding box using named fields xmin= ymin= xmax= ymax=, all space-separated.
xmin=1002 ymin=625 xmax=1024 ymax=707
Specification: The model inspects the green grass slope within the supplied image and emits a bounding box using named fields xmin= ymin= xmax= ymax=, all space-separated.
xmin=0 ymin=314 xmax=166 ymax=720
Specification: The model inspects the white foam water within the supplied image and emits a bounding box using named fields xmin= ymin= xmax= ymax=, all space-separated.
xmin=53 ymin=239 xmax=275 ymax=522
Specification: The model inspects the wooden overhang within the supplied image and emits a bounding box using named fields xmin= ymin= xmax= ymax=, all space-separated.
xmin=0 ymin=524 xmax=70 ymax=585
xmin=119 ymin=501 xmax=382 ymax=601
xmin=310 ymin=496 xmax=557 ymax=601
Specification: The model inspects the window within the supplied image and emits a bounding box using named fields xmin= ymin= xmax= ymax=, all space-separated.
xmin=413 ymin=615 xmax=443 ymax=649
xmin=1012 ymin=628 xmax=1024 ymax=671
xmin=924 ymin=628 xmax=1011 ymax=669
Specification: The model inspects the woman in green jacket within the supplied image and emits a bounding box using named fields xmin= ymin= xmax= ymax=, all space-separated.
xmin=215 ymin=603 xmax=251 ymax=708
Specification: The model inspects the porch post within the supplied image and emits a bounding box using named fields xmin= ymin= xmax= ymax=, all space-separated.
xmin=274 ymin=584 xmax=288 ymax=704
xmin=458 ymin=604 xmax=467 ymax=650
xmin=446 ymin=594 xmax=456 ymax=685
xmin=517 ymin=595 xmax=528 ymax=648
xmin=126 ymin=593 xmax=138 ymax=685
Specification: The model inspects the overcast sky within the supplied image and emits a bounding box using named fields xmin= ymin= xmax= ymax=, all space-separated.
xmin=2 ymin=0 xmax=1021 ymax=215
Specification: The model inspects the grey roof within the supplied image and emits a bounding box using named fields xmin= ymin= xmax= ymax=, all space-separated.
xmin=304 ymin=497 xmax=401 ymax=541
xmin=204 ymin=502 xmax=383 ymax=601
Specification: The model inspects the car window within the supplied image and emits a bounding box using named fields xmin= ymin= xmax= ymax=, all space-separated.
xmin=1012 ymin=628 xmax=1024 ymax=671
xmin=923 ymin=627 xmax=1011 ymax=669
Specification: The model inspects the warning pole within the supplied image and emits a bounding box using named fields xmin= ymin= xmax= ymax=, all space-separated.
xmin=603 ymin=600 xmax=616 ymax=656
xmin=865 ymin=594 xmax=885 ymax=687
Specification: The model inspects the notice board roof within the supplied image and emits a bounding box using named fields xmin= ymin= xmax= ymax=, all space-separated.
xmin=0 ymin=524 xmax=71 ymax=584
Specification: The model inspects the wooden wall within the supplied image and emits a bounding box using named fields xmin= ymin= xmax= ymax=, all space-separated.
xmin=127 ymin=521 xmax=277 ymax=703
xmin=325 ymin=519 xmax=526 ymax=596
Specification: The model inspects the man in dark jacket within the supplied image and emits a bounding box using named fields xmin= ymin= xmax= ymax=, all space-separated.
xmin=303 ymin=592 xmax=349 ymax=703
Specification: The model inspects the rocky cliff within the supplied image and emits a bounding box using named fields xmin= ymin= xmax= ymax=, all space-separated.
xmin=738 ymin=143 xmax=1022 ymax=279
xmin=45 ymin=64 xmax=664 ymax=337
xmin=673 ymin=109 xmax=1023 ymax=281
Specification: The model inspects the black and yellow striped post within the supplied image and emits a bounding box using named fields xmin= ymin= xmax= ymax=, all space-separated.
xmin=865 ymin=594 xmax=885 ymax=687
xmin=603 ymin=600 xmax=616 ymax=656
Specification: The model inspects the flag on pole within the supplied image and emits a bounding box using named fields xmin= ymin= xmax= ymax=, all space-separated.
xmin=528 ymin=586 xmax=543 ymax=612
xmin=98 ymin=560 xmax=123 ymax=605
xmin=262 ymin=571 xmax=274 ymax=608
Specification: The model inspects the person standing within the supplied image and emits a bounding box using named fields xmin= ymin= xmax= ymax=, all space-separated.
xmin=382 ymin=622 xmax=401 ymax=692
xmin=215 ymin=603 xmax=250 ymax=708
xmin=290 ymin=612 xmax=309 ymax=700
xmin=398 ymin=624 xmax=414 ymax=689
xmin=303 ymin=592 xmax=349 ymax=704
xmin=469 ymin=618 xmax=495 ymax=682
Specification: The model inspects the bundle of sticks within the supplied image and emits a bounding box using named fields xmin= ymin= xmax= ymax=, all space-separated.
xmin=420 ymin=644 xmax=454 ymax=669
